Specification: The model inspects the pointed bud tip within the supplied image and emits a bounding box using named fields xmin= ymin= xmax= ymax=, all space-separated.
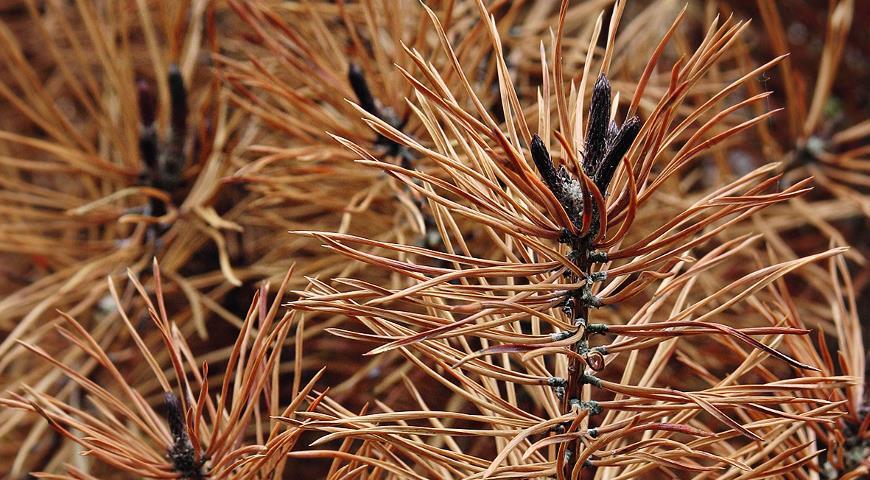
xmin=594 ymin=73 xmax=610 ymax=90
xmin=163 ymin=391 xmax=181 ymax=411
xmin=530 ymin=134 xmax=551 ymax=164
xmin=167 ymin=66 xmax=187 ymax=105
xmin=137 ymin=80 xmax=156 ymax=126
xmin=163 ymin=391 xmax=185 ymax=438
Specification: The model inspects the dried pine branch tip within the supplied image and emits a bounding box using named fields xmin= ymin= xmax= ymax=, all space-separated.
xmin=2 ymin=262 xmax=322 ymax=478
xmin=0 ymin=1 xmax=865 ymax=479
xmin=285 ymin=2 xmax=859 ymax=478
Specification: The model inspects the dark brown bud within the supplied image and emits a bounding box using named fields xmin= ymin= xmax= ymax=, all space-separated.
xmin=532 ymin=134 xmax=584 ymax=228
xmin=531 ymin=134 xmax=561 ymax=195
xmin=163 ymin=391 xmax=186 ymax=440
xmin=583 ymin=74 xmax=611 ymax=176
xmin=348 ymin=63 xmax=379 ymax=117
xmin=163 ymin=391 xmax=205 ymax=479
xmin=594 ymin=116 xmax=641 ymax=194
xmin=168 ymin=65 xmax=187 ymax=141
xmin=137 ymin=79 xmax=156 ymax=127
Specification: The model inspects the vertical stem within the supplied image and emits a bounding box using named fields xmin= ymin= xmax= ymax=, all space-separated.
xmin=562 ymin=237 xmax=593 ymax=475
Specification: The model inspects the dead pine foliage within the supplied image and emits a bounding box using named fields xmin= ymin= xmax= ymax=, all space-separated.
xmin=0 ymin=0 xmax=241 ymax=401
xmin=0 ymin=1 xmax=865 ymax=479
xmin=215 ymin=0 xmax=639 ymax=406
xmin=289 ymin=2 xmax=857 ymax=479
xmin=1 ymin=261 xmax=320 ymax=479
xmin=0 ymin=2 xmax=338 ymax=471
xmin=757 ymin=0 xmax=868 ymax=221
